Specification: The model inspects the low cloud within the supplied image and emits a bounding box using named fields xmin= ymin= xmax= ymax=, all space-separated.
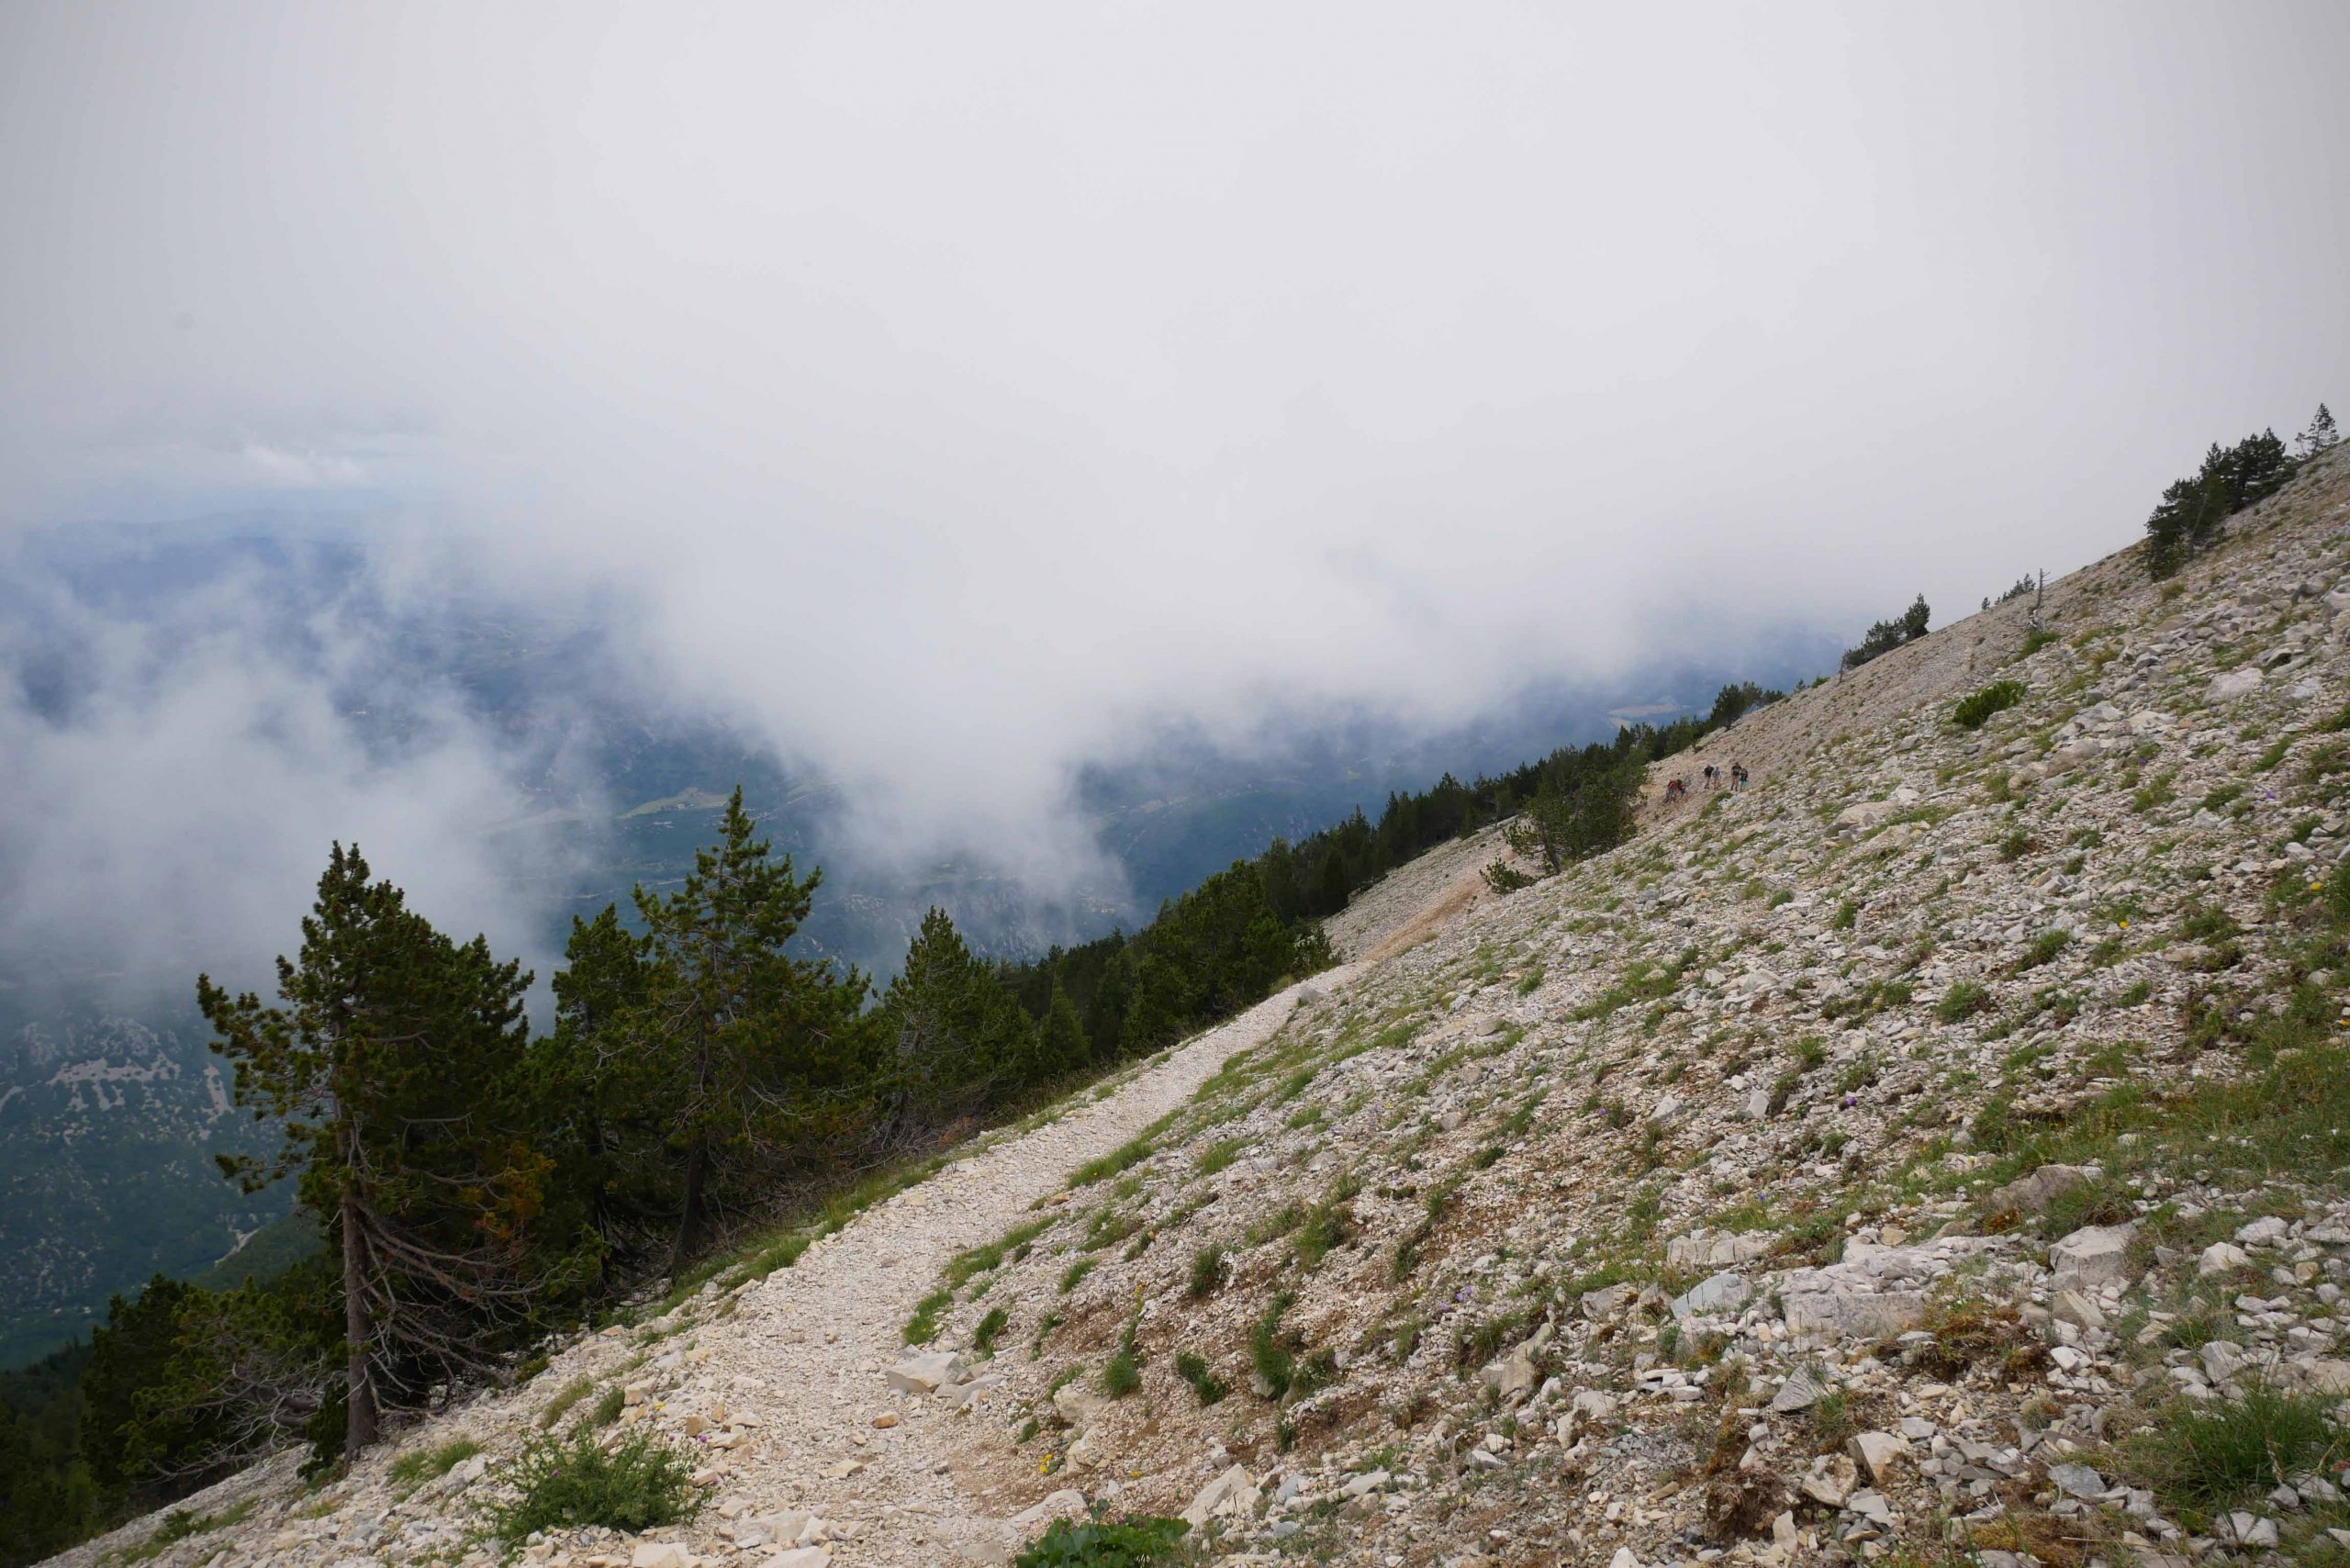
xmin=0 ymin=560 xmax=588 ymax=1003
xmin=1 ymin=2 xmax=2345 ymax=960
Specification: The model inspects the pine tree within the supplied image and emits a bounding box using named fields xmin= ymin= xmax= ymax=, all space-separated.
xmin=82 ymin=1277 xmax=215 ymax=1502
xmin=875 ymin=906 xmax=1027 ymax=1128
xmin=1034 ymin=979 xmax=1091 ymax=1079
xmin=197 ymin=844 xmax=543 ymax=1457
xmin=2298 ymin=403 xmax=2340 ymax=461
xmin=632 ymin=789 xmax=870 ymax=1273
xmin=1900 ymin=593 xmax=1930 ymax=641
xmin=531 ymin=905 xmax=655 ymax=1255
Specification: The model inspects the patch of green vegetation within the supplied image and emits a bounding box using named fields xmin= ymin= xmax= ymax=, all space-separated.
xmin=1013 ymin=1512 xmax=1193 ymax=1567
xmin=1102 ymin=1338 xmax=1143 ymax=1398
xmin=1391 ymin=1175 xmax=1462 ymax=1281
xmin=1292 ymin=1172 xmax=1361 ymax=1270
xmin=487 ymin=1431 xmax=699 ymax=1540
xmin=1080 ymin=1204 xmax=1144 ymax=1254
xmin=1937 ymin=980 xmax=1990 ymax=1023
xmin=1058 ymin=1258 xmax=1098 ymax=1294
xmin=972 ymin=1306 xmax=1010 ymax=1356
xmin=1953 ymin=680 xmax=2027 ymax=729
xmin=1830 ymin=899 xmax=1858 ymax=932
xmin=1836 ymin=1055 xmax=1880 ymax=1094
xmin=389 ymin=1437 xmax=481 ymax=1489
xmin=1570 ymin=948 xmax=1696 ymax=1023
xmin=2126 ymin=1384 xmax=2347 ymax=1517
xmin=2132 ymin=772 xmax=2177 ymax=813
xmin=1068 ymin=1122 xmax=1170 ymax=1189
xmin=1173 ymin=1350 xmax=1229 ymax=1406
xmin=1807 ymin=1386 xmax=1856 ymax=1450
xmin=578 ymin=1385 xmax=626 ymax=1432
xmin=945 ymin=1216 xmax=1057 ymax=1289
xmin=540 ymin=1376 xmax=596 ymax=1430
xmin=2019 ymin=630 xmax=2059 ymax=659
xmin=903 ymin=1286 xmax=955 ymax=1346
xmin=1195 ymin=1138 xmax=1244 ymax=1177
xmin=1186 ymin=1243 xmax=1226 ymax=1299
xmin=1490 ymin=1091 xmax=1546 ymax=1143
xmin=117 ymin=1500 xmax=259 ymax=1563
xmin=1249 ymin=1294 xmax=1301 ymax=1401
xmin=2016 ymin=929 xmax=2070 ymax=971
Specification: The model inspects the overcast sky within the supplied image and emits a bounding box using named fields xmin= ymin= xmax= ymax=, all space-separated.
xmin=4 ymin=2 xmax=2348 ymax=955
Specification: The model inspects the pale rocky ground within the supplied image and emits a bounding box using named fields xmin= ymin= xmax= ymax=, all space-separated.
xmin=50 ymin=445 xmax=2350 ymax=1568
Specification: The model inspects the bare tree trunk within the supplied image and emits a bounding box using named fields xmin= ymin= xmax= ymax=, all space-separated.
xmin=340 ymin=1175 xmax=378 ymax=1457
xmin=670 ymin=1131 xmax=706 ymax=1277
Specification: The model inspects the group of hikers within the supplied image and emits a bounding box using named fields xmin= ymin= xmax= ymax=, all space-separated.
xmin=1662 ymin=760 xmax=1748 ymax=802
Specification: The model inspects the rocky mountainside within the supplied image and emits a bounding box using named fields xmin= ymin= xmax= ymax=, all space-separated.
xmin=50 ymin=445 xmax=2350 ymax=1568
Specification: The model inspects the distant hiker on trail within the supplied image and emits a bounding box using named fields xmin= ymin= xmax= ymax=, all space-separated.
xmin=1702 ymin=764 xmax=1718 ymax=790
xmin=1731 ymin=763 xmax=1750 ymax=790
xmin=1665 ymin=777 xmax=1687 ymax=802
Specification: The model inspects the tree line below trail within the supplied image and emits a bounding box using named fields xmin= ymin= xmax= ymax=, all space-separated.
xmin=0 ymin=681 xmax=1801 ymax=1560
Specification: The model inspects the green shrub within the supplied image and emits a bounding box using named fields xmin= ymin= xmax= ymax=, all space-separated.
xmin=1953 ymin=680 xmax=2027 ymax=729
xmin=487 ymin=1431 xmax=699 ymax=1540
xmin=1059 ymin=1258 xmax=1097 ymax=1294
xmin=1482 ymin=859 xmax=1538 ymax=894
xmin=1014 ymin=1511 xmax=1192 ymax=1567
xmin=972 ymin=1306 xmax=1010 ymax=1356
xmin=586 ymin=1385 xmax=625 ymax=1428
xmin=1173 ymin=1350 xmax=1228 ymax=1406
xmin=2020 ymin=630 xmax=2058 ymax=658
xmin=1101 ymin=1348 xmax=1141 ymax=1398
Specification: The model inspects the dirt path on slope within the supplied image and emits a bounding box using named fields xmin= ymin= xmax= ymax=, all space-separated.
xmin=636 ymin=966 xmax=1359 ymax=1566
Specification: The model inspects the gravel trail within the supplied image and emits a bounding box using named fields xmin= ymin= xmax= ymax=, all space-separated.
xmin=672 ymin=965 xmax=1358 ymax=1565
